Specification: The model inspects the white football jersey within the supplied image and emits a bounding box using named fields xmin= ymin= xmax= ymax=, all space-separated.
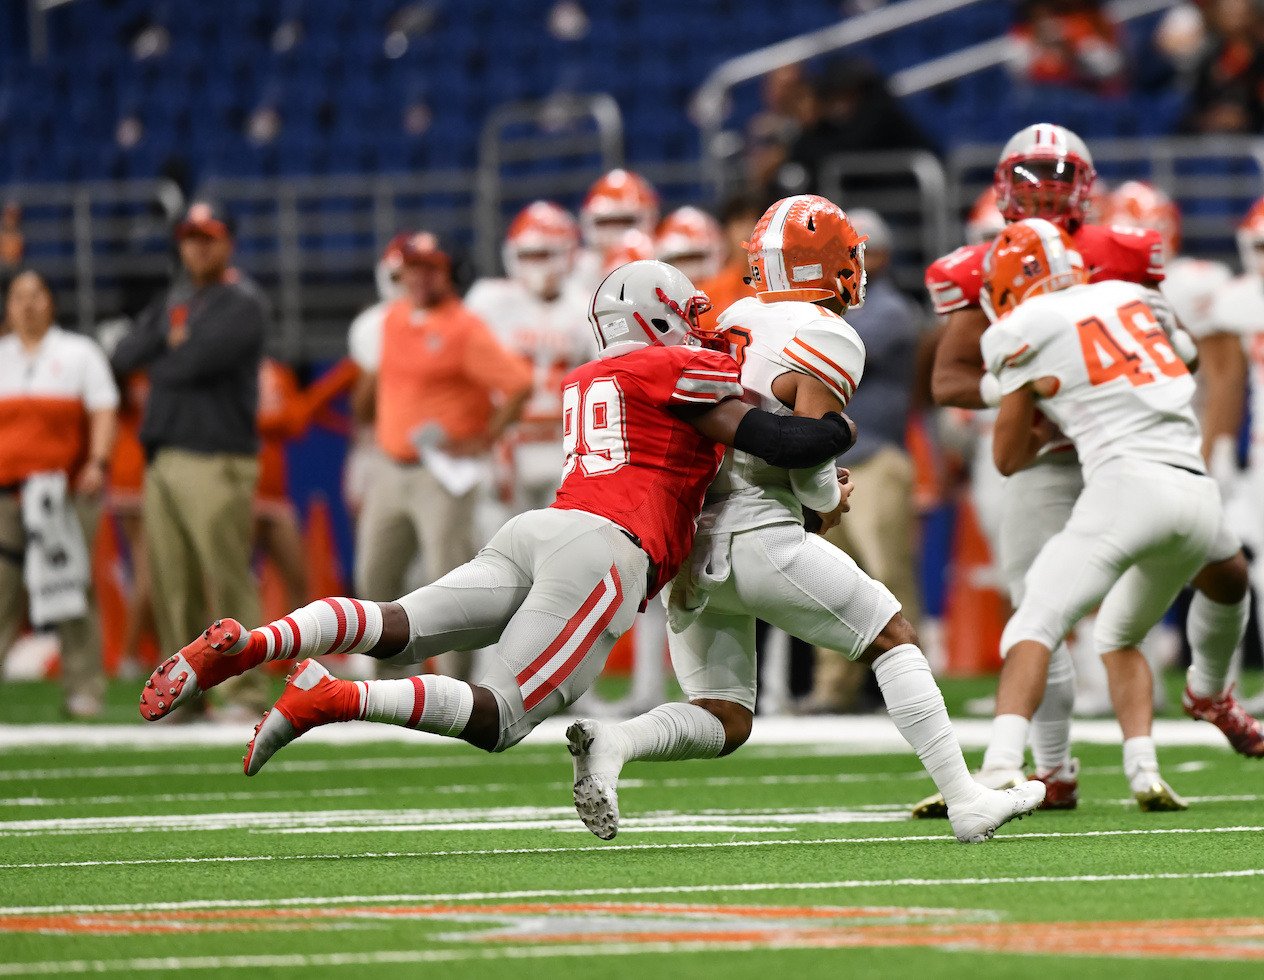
xmin=464 ymin=277 xmax=596 ymax=431
xmin=982 ymin=280 xmax=1204 ymax=480
xmin=702 ymin=296 xmax=866 ymax=534
xmin=1210 ymin=273 xmax=1264 ymax=468
xmin=1161 ymin=256 xmax=1232 ymax=339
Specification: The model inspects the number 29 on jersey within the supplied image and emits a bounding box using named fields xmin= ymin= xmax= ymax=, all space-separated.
xmin=562 ymin=378 xmax=630 ymax=477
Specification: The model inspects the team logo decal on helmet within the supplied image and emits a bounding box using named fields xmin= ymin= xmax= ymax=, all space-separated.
xmin=745 ymin=195 xmax=868 ymax=308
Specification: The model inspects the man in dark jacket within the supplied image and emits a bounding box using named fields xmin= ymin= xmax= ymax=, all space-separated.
xmin=112 ymin=202 xmax=266 ymax=703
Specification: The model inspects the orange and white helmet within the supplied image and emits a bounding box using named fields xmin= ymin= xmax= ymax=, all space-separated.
xmin=601 ymin=228 xmax=655 ymax=275
xmin=1104 ymin=181 xmax=1181 ymax=259
xmin=655 ymin=206 xmax=725 ymax=282
xmin=1237 ymin=197 xmax=1264 ymax=277
xmin=994 ymin=123 xmax=1097 ymax=227
xmin=981 ymin=218 xmax=1088 ymax=322
xmin=746 ymin=194 xmax=867 ymax=309
xmin=965 ymin=187 xmax=1006 ymax=245
xmin=587 ymin=259 xmax=715 ymax=351
xmin=374 ymin=232 xmax=409 ymax=301
xmin=580 ymin=169 xmax=659 ymax=252
xmin=503 ymin=200 xmax=579 ymax=298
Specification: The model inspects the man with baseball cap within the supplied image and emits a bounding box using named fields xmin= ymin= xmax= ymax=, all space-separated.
xmin=111 ymin=201 xmax=269 ymax=714
xmin=350 ymin=231 xmax=533 ymax=679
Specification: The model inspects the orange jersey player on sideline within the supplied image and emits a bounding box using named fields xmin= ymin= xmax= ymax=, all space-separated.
xmin=914 ymin=124 xmax=1260 ymax=822
xmin=138 ymin=260 xmax=855 ymax=776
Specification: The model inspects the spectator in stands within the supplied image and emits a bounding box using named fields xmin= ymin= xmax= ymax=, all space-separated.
xmin=110 ymin=202 xmax=269 ymax=715
xmin=350 ymin=231 xmax=532 ymax=679
xmin=1181 ymin=0 xmax=1264 ymax=133
xmin=1008 ymin=0 xmax=1126 ymax=94
xmin=806 ymin=210 xmax=926 ymax=713
xmin=784 ymin=58 xmax=933 ymax=195
xmin=0 ymin=270 xmax=118 ymax=717
xmin=696 ymin=193 xmax=762 ymax=332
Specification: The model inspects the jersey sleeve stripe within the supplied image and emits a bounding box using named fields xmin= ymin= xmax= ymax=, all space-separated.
xmin=670 ymin=390 xmax=721 ymax=404
xmin=674 ymin=376 xmax=743 ymax=398
xmin=783 ymin=348 xmax=851 ymax=405
xmin=1002 ymin=343 xmax=1031 ymax=367
xmin=681 ymin=369 xmax=741 ymax=382
xmin=790 ymin=339 xmax=859 ymax=392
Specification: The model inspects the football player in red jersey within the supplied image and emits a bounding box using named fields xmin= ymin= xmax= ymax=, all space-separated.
xmin=139 ymin=260 xmax=856 ymax=771
xmin=916 ymin=125 xmax=1259 ymax=819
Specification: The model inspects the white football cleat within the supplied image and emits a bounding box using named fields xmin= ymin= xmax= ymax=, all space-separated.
xmin=1132 ymin=773 xmax=1189 ymax=812
xmin=949 ymin=780 xmax=1046 ymax=843
xmin=911 ymin=766 xmax=1026 ymax=820
xmin=566 ymin=719 xmax=624 ymax=840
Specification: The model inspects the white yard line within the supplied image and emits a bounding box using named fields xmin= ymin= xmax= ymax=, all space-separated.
xmin=2 ymin=867 xmax=1262 ymax=917
xmin=0 ymin=826 xmax=1259 ymax=871
xmin=0 ymin=716 xmax=1237 ymax=750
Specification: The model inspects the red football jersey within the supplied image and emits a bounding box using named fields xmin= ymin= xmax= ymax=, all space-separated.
xmin=551 ymin=344 xmax=743 ymax=595
xmin=924 ymin=224 xmax=1165 ymax=314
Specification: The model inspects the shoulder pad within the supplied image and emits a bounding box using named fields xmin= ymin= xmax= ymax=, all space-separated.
xmin=781 ymin=321 xmax=866 ymax=407
xmin=1077 ymin=224 xmax=1165 ymax=286
xmin=925 ymin=244 xmax=986 ymax=314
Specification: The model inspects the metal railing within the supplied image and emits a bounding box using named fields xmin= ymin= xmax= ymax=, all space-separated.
xmin=0 ymin=177 xmax=182 ymax=332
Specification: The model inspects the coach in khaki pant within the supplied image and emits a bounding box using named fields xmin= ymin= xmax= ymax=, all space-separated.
xmin=0 ymin=270 xmax=118 ymax=716
xmin=809 ymin=210 xmax=925 ymax=712
xmin=351 ymin=232 xmax=532 ymax=677
xmin=111 ymin=202 xmax=268 ymax=712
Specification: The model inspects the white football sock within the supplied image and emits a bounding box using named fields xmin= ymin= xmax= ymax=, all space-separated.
xmin=610 ymin=703 xmax=726 ymax=766
xmin=1030 ymin=645 xmax=1075 ymax=773
xmin=1123 ymin=735 xmax=1159 ymax=790
xmin=872 ymin=645 xmax=977 ymax=809
xmin=354 ymin=674 xmax=473 ymax=737
xmin=980 ymin=713 xmax=1029 ymax=773
xmin=1186 ymin=592 xmax=1249 ymax=698
xmin=249 ymin=598 xmax=384 ymax=662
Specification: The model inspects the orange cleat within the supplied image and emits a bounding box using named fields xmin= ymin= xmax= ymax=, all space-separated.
xmin=1031 ymin=758 xmax=1079 ymax=810
xmin=243 ymin=659 xmax=357 ymax=776
xmin=1182 ymin=685 xmax=1264 ymax=758
xmin=139 ymin=619 xmax=255 ymax=721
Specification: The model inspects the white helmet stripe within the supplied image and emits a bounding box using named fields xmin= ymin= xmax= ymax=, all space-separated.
xmin=758 ymin=196 xmax=798 ymax=292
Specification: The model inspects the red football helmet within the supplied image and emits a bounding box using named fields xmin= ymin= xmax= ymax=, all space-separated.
xmin=601 ymin=228 xmax=655 ymax=275
xmin=503 ymin=200 xmax=579 ymax=298
xmin=655 ymin=206 xmax=725 ymax=282
xmin=994 ymin=123 xmax=1097 ymax=228
xmin=1238 ymin=197 xmax=1264 ymax=277
xmin=982 ymin=218 xmax=1088 ymax=322
xmin=746 ymin=195 xmax=867 ymax=308
xmin=966 ymin=187 xmax=1006 ymax=245
xmin=580 ymin=169 xmax=659 ymax=252
xmin=1104 ymin=181 xmax=1181 ymax=259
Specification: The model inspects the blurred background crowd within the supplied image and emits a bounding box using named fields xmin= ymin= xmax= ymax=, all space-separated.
xmin=0 ymin=0 xmax=1262 ymax=720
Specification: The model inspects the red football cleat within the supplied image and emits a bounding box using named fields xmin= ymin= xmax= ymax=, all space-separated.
xmin=1031 ymin=758 xmax=1079 ymax=810
xmin=139 ymin=619 xmax=254 ymax=721
xmin=243 ymin=659 xmax=357 ymax=776
xmin=1182 ymin=684 xmax=1264 ymax=758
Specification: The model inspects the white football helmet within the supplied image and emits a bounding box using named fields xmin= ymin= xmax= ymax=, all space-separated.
xmin=588 ymin=259 xmax=715 ymax=352
xmin=994 ymin=123 xmax=1096 ymax=226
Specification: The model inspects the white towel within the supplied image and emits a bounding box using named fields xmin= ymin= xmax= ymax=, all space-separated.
xmin=21 ymin=472 xmax=89 ymax=626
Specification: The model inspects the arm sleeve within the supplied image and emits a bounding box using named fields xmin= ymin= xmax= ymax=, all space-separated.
xmin=147 ymin=294 xmax=266 ymax=385
xmin=667 ymin=349 xmax=744 ymax=406
xmin=348 ymin=305 xmax=385 ymax=371
xmin=462 ymin=314 xmax=533 ymax=398
xmin=781 ymin=321 xmax=866 ymax=407
xmin=790 ymin=460 xmax=842 ymax=512
xmin=108 ymin=301 xmax=167 ymax=374
xmin=81 ymin=339 xmax=121 ymax=411
xmin=732 ymin=409 xmax=855 ymax=468
xmin=980 ymin=318 xmax=1043 ymax=396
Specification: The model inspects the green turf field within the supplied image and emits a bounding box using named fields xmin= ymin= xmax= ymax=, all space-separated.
xmin=0 ymin=677 xmax=1261 ymax=978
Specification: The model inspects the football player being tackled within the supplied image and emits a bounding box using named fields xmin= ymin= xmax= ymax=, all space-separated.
xmin=140 ymin=260 xmax=858 ymax=773
xmin=921 ymin=124 xmax=1261 ymax=818
xmin=564 ymin=195 xmax=1046 ymax=845
xmin=979 ymin=220 xmax=1240 ymax=807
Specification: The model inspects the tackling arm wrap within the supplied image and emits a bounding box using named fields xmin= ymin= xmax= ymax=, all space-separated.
xmin=732 ymin=409 xmax=856 ymax=469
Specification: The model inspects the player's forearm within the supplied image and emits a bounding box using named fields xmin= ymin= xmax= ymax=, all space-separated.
xmin=1195 ymin=334 xmax=1247 ymax=456
xmin=731 ymin=408 xmax=857 ymax=469
xmin=931 ymin=358 xmax=989 ymax=410
xmin=86 ymin=408 xmax=117 ymax=466
xmin=992 ymin=390 xmax=1040 ymax=476
xmin=790 ymin=461 xmax=842 ymax=512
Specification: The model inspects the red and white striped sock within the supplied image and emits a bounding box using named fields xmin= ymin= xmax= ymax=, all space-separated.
xmin=242 ymin=598 xmax=384 ymax=664
xmin=353 ymin=675 xmax=474 ymax=737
